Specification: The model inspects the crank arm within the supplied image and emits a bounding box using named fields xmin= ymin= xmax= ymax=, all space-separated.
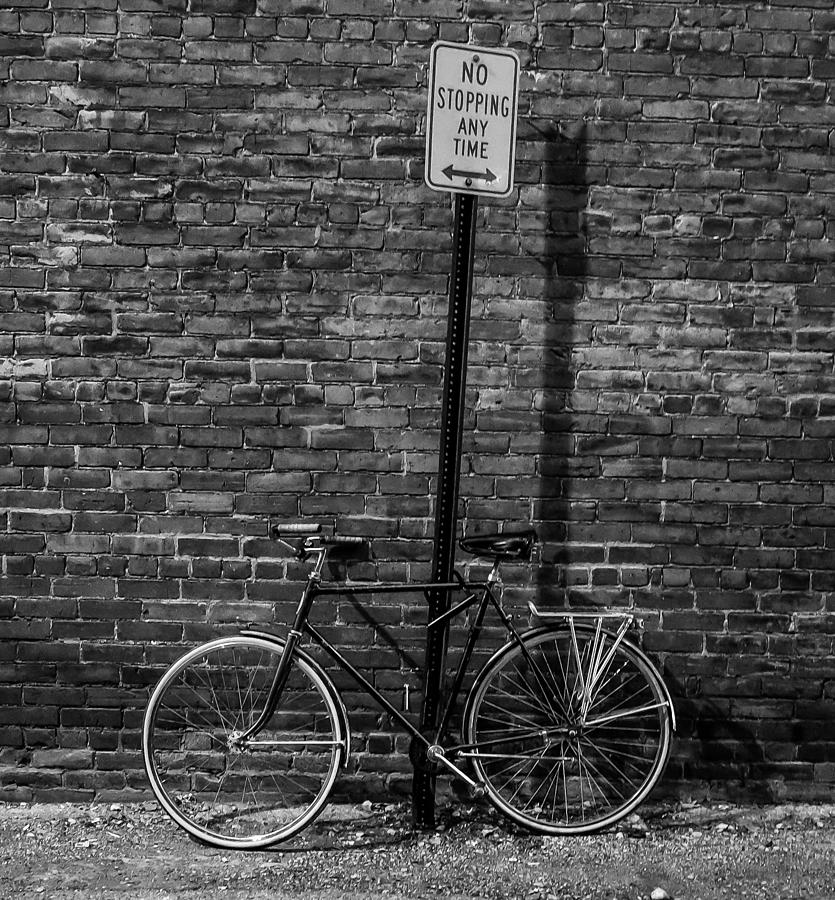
xmin=426 ymin=747 xmax=485 ymax=797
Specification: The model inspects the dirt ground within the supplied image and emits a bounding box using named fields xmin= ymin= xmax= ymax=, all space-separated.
xmin=1 ymin=799 xmax=833 ymax=900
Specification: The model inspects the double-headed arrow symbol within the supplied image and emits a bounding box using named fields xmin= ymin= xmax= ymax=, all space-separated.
xmin=442 ymin=164 xmax=496 ymax=183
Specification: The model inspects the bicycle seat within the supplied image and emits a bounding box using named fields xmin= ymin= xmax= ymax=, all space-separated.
xmin=459 ymin=530 xmax=537 ymax=561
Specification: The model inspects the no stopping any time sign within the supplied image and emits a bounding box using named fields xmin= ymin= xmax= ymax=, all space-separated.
xmin=425 ymin=42 xmax=520 ymax=198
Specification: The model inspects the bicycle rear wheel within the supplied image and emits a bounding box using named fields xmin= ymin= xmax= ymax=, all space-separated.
xmin=464 ymin=624 xmax=672 ymax=835
xmin=143 ymin=635 xmax=344 ymax=849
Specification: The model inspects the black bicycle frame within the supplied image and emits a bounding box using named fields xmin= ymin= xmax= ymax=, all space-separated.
xmin=239 ymin=573 xmax=525 ymax=754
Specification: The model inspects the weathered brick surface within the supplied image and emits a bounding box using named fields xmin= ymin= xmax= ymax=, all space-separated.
xmin=1 ymin=1 xmax=834 ymax=802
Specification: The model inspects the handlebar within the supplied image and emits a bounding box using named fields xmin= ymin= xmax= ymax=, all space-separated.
xmin=272 ymin=523 xmax=322 ymax=536
xmin=270 ymin=522 xmax=366 ymax=560
xmin=323 ymin=535 xmax=366 ymax=546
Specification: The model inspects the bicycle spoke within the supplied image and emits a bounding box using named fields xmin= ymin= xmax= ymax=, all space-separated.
xmin=232 ymin=648 xmax=254 ymax=732
xmin=506 ymin=752 xmax=547 ymax=809
xmin=494 ymin=745 xmax=550 ymax=803
xmin=188 ymin=664 xmax=241 ymax=734
xmin=587 ymin=668 xmax=647 ymax=719
xmin=577 ymin=743 xmax=630 ymax=804
xmin=520 ymin=753 xmax=566 ymax=816
xmin=495 ymin=666 xmax=568 ymax=720
xmin=483 ymin=744 xmax=546 ymax=785
xmin=207 ymin=656 xmax=239 ymax=736
xmin=577 ymin=747 xmax=606 ymax=818
xmin=241 ymin=771 xmax=254 ymax=822
xmin=579 ymin=736 xmax=643 ymax=795
xmin=581 ymin=735 xmax=657 ymax=779
xmin=546 ymin=746 xmax=564 ymax=818
xmin=560 ymin=750 xmax=569 ymax=824
xmin=540 ymin=642 xmax=572 ymax=715
xmin=242 ymin=648 xmax=279 ymax=732
xmin=478 ymin=694 xmax=557 ymax=730
xmin=154 ymin=697 xmax=227 ymax=742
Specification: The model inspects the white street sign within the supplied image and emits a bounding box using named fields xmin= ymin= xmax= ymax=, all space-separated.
xmin=425 ymin=42 xmax=520 ymax=198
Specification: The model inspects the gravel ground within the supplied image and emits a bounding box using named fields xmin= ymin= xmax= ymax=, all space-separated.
xmin=1 ymin=799 xmax=833 ymax=899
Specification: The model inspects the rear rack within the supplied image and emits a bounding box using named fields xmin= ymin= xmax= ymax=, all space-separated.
xmin=528 ymin=603 xmax=633 ymax=620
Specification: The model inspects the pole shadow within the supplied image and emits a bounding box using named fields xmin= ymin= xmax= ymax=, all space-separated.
xmin=532 ymin=121 xmax=589 ymax=609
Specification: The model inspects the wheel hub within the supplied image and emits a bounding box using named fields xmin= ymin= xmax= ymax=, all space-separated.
xmin=228 ymin=730 xmax=247 ymax=752
xmin=542 ymin=724 xmax=583 ymax=748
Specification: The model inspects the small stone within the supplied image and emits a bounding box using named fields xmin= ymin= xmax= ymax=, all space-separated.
xmin=651 ymin=889 xmax=672 ymax=900
xmin=621 ymin=812 xmax=649 ymax=837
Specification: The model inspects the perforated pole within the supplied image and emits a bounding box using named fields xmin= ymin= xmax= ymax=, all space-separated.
xmin=412 ymin=191 xmax=478 ymax=829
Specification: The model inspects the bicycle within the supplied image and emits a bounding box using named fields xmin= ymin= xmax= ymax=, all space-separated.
xmin=142 ymin=524 xmax=676 ymax=849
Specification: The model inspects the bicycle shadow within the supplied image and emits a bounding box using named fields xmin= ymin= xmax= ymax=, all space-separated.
xmin=258 ymin=801 xmax=531 ymax=853
xmin=661 ymin=666 xmax=775 ymax=799
xmin=321 ymin=543 xmax=423 ymax=672
xmin=254 ymin=806 xmax=416 ymax=854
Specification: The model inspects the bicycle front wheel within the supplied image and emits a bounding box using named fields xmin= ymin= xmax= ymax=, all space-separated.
xmin=464 ymin=625 xmax=672 ymax=835
xmin=143 ymin=635 xmax=344 ymax=849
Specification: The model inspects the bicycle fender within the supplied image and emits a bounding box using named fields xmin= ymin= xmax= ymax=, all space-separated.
xmin=239 ymin=628 xmax=352 ymax=763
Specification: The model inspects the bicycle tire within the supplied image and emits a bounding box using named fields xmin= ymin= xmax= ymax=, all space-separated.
xmin=463 ymin=624 xmax=672 ymax=835
xmin=143 ymin=635 xmax=344 ymax=849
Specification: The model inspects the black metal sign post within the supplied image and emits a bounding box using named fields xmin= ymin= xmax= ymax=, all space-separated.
xmin=415 ymin=39 xmax=519 ymax=831
xmin=412 ymin=191 xmax=478 ymax=829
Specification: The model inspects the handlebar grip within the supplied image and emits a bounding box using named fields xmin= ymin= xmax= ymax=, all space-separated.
xmin=272 ymin=523 xmax=323 ymax=536
xmin=325 ymin=535 xmax=366 ymax=546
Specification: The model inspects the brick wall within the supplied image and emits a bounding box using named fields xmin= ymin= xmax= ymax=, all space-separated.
xmin=1 ymin=0 xmax=834 ymax=802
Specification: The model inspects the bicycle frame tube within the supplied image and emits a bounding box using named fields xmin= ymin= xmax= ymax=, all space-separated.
xmin=433 ymin=587 xmax=493 ymax=741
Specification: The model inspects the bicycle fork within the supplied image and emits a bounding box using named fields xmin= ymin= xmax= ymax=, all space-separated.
xmin=236 ymin=549 xmax=328 ymax=745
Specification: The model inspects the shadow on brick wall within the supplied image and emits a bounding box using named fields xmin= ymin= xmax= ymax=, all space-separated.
xmin=534 ymin=122 xmax=588 ymax=608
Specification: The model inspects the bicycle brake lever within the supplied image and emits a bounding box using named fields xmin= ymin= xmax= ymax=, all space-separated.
xmin=272 ymin=536 xmax=308 ymax=560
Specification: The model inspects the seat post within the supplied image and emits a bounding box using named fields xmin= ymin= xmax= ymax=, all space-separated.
xmin=487 ymin=559 xmax=502 ymax=584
